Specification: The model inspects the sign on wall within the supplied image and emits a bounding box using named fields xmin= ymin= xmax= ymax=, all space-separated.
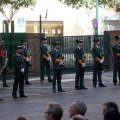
xmin=18 ymin=18 xmax=24 ymax=27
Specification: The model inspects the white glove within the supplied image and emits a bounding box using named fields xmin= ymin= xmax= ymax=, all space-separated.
xmin=46 ymin=57 xmax=50 ymax=61
xmin=100 ymin=59 xmax=103 ymax=63
xmin=21 ymin=68 xmax=24 ymax=73
xmin=59 ymin=61 xmax=63 ymax=65
xmin=26 ymin=58 xmax=30 ymax=62
xmin=82 ymin=63 xmax=85 ymax=67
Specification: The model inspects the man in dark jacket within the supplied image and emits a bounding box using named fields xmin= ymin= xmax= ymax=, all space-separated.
xmin=74 ymin=39 xmax=87 ymax=90
xmin=40 ymin=37 xmax=52 ymax=82
xmin=112 ymin=36 xmax=120 ymax=85
xmin=21 ymin=39 xmax=32 ymax=85
xmin=50 ymin=41 xmax=66 ymax=93
xmin=92 ymin=38 xmax=106 ymax=87
xmin=12 ymin=46 xmax=27 ymax=99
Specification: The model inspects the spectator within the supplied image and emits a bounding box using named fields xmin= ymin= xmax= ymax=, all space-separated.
xmin=103 ymin=102 xmax=119 ymax=115
xmin=44 ymin=102 xmax=63 ymax=120
xmin=69 ymin=101 xmax=87 ymax=119
xmin=16 ymin=116 xmax=29 ymax=120
xmin=104 ymin=109 xmax=120 ymax=120
xmin=71 ymin=115 xmax=86 ymax=120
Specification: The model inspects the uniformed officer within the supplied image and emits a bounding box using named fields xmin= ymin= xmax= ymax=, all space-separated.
xmin=40 ymin=37 xmax=52 ymax=82
xmin=74 ymin=39 xmax=87 ymax=90
xmin=50 ymin=41 xmax=66 ymax=93
xmin=112 ymin=36 xmax=120 ymax=85
xmin=0 ymin=37 xmax=9 ymax=87
xmin=92 ymin=38 xmax=106 ymax=87
xmin=12 ymin=46 xmax=27 ymax=99
xmin=21 ymin=39 xmax=32 ymax=85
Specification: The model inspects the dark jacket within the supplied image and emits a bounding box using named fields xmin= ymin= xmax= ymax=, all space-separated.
xmin=50 ymin=49 xmax=63 ymax=70
xmin=12 ymin=54 xmax=24 ymax=75
xmin=112 ymin=43 xmax=120 ymax=63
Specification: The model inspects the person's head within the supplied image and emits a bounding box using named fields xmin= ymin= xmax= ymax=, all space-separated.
xmin=21 ymin=40 xmax=27 ymax=46
xmin=69 ymin=101 xmax=87 ymax=118
xmin=103 ymin=102 xmax=119 ymax=115
xmin=16 ymin=116 xmax=29 ymax=120
xmin=104 ymin=109 xmax=120 ymax=120
xmin=44 ymin=102 xmax=63 ymax=120
xmin=42 ymin=37 xmax=48 ymax=44
xmin=15 ymin=46 xmax=22 ymax=54
xmin=52 ymin=42 xmax=60 ymax=50
xmin=76 ymin=39 xmax=83 ymax=47
xmin=71 ymin=115 xmax=86 ymax=120
xmin=93 ymin=38 xmax=100 ymax=46
xmin=115 ymin=36 xmax=120 ymax=44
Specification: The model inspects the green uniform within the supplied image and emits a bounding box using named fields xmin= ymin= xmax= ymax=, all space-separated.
xmin=40 ymin=43 xmax=52 ymax=82
xmin=51 ymin=48 xmax=63 ymax=91
xmin=74 ymin=46 xmax=87 ymax=89
xmin=21 ymin=45 xmax=31 ymax=83
xmin=112 ymin=43 xmax=120 ymax=84
xmin=12 ymin=53 xmax=25 ymax=97
xmin=92 ymin=45 xmax=105 ymax=87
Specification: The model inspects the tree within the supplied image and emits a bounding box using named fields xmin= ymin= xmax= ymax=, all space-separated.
xmin=0 ymin=0 xmax=37 ymax=32
xmin=58 ymin=0 xmax=120 ymax=9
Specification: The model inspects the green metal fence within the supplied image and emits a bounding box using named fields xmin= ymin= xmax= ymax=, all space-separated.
xmin=0 ymin=33 xmax=110 ymax=75
xmin=47 ymin=35 xmax=110 ymax=72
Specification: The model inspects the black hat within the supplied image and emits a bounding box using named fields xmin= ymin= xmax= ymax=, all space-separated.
xmin=42 ymin=37 xmax=47 ymax=40
xmin=14 ymin=46 xmax=22 ymax=49
xmin=115 ymin=36 xmax=120 ymax=40
xmin=21 ymin=39 xmax=27 ymax=43
xmin=76 ymin=39 xmax=83 ymax=43
xmin=93 ymin=38 xmax=100 ymax=42
xmin=52 ymin=41 xmax=60 ymax=45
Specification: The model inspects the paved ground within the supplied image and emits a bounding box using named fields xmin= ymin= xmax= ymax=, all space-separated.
xmin=0 ymin=71 xmax=120 ymax=120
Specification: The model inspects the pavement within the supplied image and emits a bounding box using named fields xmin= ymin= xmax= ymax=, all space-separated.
xmin=0 ymin=71 xmax=120 ymax=120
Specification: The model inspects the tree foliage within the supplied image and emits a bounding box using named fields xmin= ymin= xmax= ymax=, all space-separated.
xmin=0 ymin=0 xmax=37 ymax=32
xmin=58 ymin=0 xmax=120 ymax=9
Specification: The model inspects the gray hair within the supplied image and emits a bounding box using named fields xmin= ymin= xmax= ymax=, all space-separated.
xmin=71 ymin=115 xmax=86 ymax=120
xmin=47 ymin=102 xmax=63 ymax=120
xmin=74 ymin=101 xmax=87 ymax=116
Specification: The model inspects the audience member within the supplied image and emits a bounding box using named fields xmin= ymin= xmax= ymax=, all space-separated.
xmin=69 ymin=101 xmax=87 ymax=119
xmin=103 ymin=102 xmax=119 ymax=115
xmin=44 ymin=102 xmax=63 ymax=120
xmin=71 ymin=115 xmax=86 ymax=120
xmin=104 ymin=109 xmax=120 ymax=120
xmin=16 ymin=116 xmax=29 ymax=120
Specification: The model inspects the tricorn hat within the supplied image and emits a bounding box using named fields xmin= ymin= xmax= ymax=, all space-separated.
xmin=42 ymin=37 xmax=47 ymax=40
xmin=93 ymin=38 xmax=100 ymax=42
xmin=21 ymin=39 xmax=27 ymax=43
xmin=52 ymin=41 xmax=60 ymax=45
xmin=14 ymin=46 xmax=22 ymax=49
xmin=115 ymin=36 xmax=120 ymax=40
xmin=76 ymin=39 xmax=83 ymax=43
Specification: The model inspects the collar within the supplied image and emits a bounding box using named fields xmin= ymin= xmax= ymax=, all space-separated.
xmin=16 ymin=53 xmax=20 ymax=56
xmin=54 ymin=48 xmax=58 ymax=51
xmin=77 ymin=46 xmax=81 ymax=49
xmin=23 ymin=45 xmax=26 ymax=48
xmin=96 ymin=45 xmax=100 ymax=48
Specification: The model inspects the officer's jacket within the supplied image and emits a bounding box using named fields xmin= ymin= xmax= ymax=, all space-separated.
xmin=12 ymin=54 xmax=24 ymax=74
xmin=74 ymin=47 xmax=85 ymax=65
xmin=50 ymin=49 xmax=63 ymax=70
xmin=92 ymin=45 xmax=104 ymax=63
xmin=22 ymin=45 xmax=31 ymax=57
xmin=112 ymin=43 xmax=120 ymax=63
xmin=40 ymin=43 xmax=49 ymax=63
